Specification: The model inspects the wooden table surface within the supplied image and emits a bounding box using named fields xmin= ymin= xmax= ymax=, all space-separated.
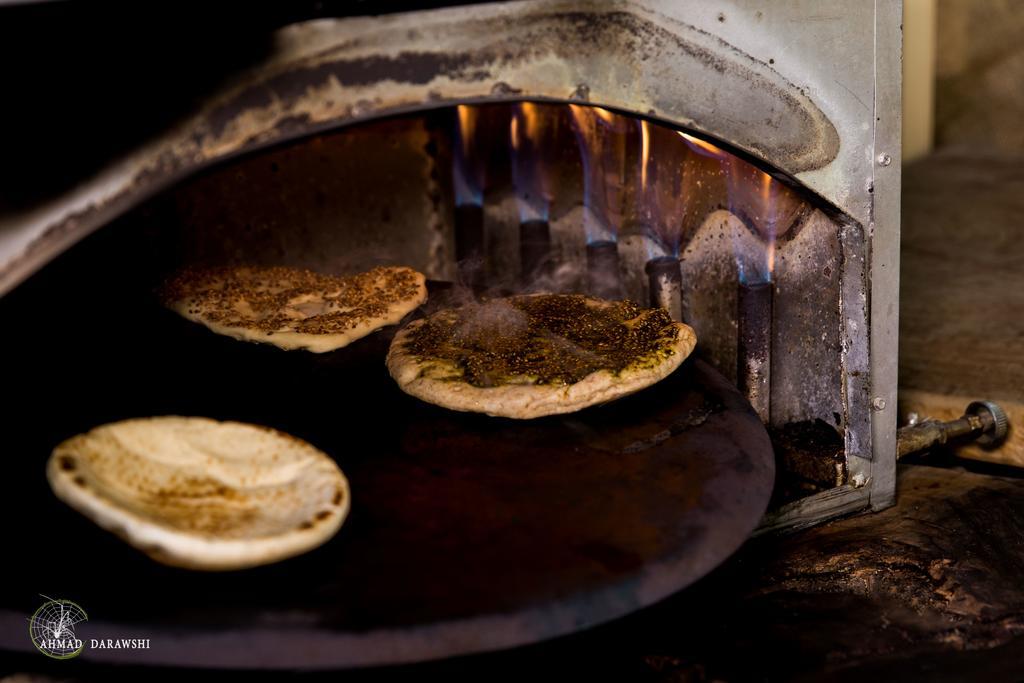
xmin=898 ymin=146 xmax=1024 ymax=467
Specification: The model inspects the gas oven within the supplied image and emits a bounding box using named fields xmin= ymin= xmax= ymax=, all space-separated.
xmin=0 ymin=0 xmax=905 ymax=669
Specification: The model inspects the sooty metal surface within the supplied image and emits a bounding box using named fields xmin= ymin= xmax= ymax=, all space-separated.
xmin=0 ymin=255 xmax=774 ymax=669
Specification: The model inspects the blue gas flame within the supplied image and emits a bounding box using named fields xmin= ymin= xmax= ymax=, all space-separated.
xmin=453 ymin=105 xmax=484 ymax=207
xmin=569 ymin=105 xmax=629 ymax=245
xmin=510 ymin=102 xmax=554 ymax=223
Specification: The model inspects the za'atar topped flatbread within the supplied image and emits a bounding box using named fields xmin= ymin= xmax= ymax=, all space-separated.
xmin=161 ymin=265 xmax=427 ymax=352
xmin=387 ymin=294 xmax=696 ymax=419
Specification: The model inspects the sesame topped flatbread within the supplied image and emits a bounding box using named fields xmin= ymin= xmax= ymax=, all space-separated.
xmin=47 ymin=416 xmax=350 ymax=571
xmin=161 ymin=265 xmax=427 ymax=352
xmin=387 ymin=294 xmax=696 ymax=419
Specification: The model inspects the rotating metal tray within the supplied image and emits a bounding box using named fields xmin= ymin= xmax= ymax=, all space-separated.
xmin=0 ymin=254 xmax=774 ymax=669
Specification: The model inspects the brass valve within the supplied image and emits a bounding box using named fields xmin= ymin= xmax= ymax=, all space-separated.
xmin=897 ymin=400 xmax=1009 ymax=459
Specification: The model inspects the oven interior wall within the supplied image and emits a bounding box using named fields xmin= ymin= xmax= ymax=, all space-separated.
xmin=174 ymin=116 xmax=456 ymax=282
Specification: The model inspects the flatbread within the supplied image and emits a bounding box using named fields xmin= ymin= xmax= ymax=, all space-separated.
xmin=161 ymin=265 xmax=427 ymax=352
xmin=387 ymin=294 xmax=696 ymax=419
xmin=47 ymin=417 xmax=350 ymax=571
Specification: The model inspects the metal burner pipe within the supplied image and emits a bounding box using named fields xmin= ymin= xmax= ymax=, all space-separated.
xmin=586 ymin=240 xmax=622 ymax=300
xmin=737 ymin=281 xmax=773 ymax=423
xmin=454 ymin=204 xmax=484 ymax=288
xmin=645 ymin=256 xmax=682 ymax=320
xmin=897 ymin=400 xmax=1009 ymax=459
xmin=520 ymin=219 xmax=552 ymax=285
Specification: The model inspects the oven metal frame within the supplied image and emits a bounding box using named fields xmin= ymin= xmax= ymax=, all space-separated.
xmin=0 ymin=0 xmax=901 ymax=528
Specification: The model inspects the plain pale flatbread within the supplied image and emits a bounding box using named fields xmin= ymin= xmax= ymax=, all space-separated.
xmin=161 ymin=265 xmax=427 ymax=353
xmin=47 ymin=417 xmax=350 ymax=571
xmin=387 ymin=294 xmax=696 ymax=419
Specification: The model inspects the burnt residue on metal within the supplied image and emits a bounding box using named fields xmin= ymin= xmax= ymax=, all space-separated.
xmin=205 ymin=50 xmax=494 ymax=139
xmin=264 ymin=112 xmax=315 ymax=138
xmin=422 ymin=120 xmax=452 ymax=280
xmin=737 ymin=281 xmax=773 ymax=424
xmin=838 ymin=218 xmax=872 ymax=462
xmin=544 ymin=10 xmax=839 ymax=170
xmin=768 ymin=419 xmax=846 ymax=507
xmin=313 ymin=51 xmax=493 ymax=88
xmin=200 ymin=9 xmax=839 ymax=171
xmin=4 ymin=145 xmax=195 ymax=301
xmin=769 ymin=211 xmax=845 ymax=430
